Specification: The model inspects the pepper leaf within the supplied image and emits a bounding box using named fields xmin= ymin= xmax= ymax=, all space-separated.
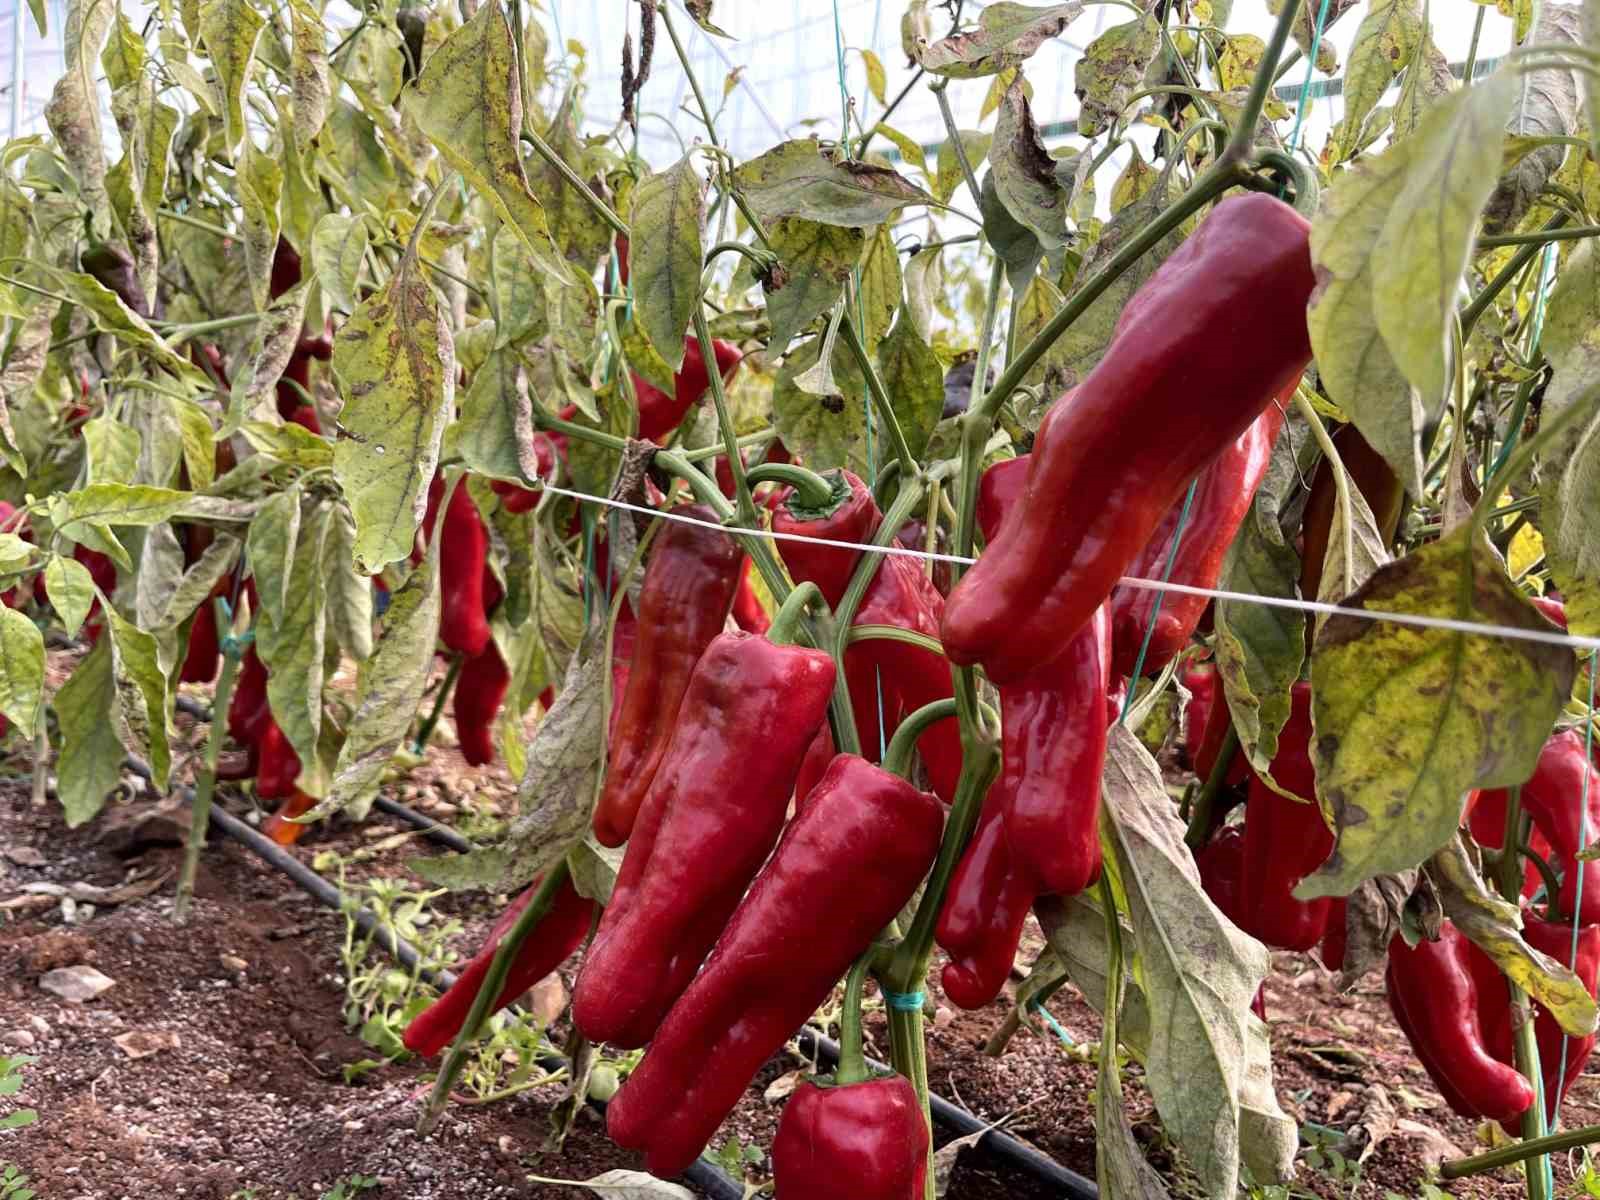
xmin=990 ymin=73 xmax=1067 ymax=251
xmin=1296 ymin=527 xmax=1577 ymax=899
xmin=323 ymin=504 xmax=373 ymax=663
xmin=1432 ymin=836 xmax=1599 ymax=1038
xmin=196 ymin=0 xmax=264 ymax=158
xmin=913 ymin=2 xmax=1084 ymax=77
xmin=763 ymin=218 xmax=861 ymax=357
xmin=875 ymin=308 xmax=945 ymax=464
xmin=933 ymin=129 xmax=991 ymax=206
xmin=1539 ymin=259 xmax=1600 ymax=637
xmin=0 ymin=606 xmax=44 ymax=739
xmin=1073 ymin=15 xmax=1161 ymax=139
xmin=1481 ymin=4 xmax=1580 ymax=235
xmin=45 ymin=0 xmax=113 ymax=235
xmin=257 ymin=504 xmax=330 ymax=795
xmin=457 ymin=347 xmax=536 ymax=484
xmin=103 ymin=604 xmax=173 ymax=791
xmin=854 ymin=224 xmax=903 ymax=353
xmin=1311 ymin=446 xmax=1392 ymax=630
xmin=43 ymin=556 xmax=96 ymax=639
xmin=734 ymin=140 xmax=931 ymax=228
xmin=330 ymin=227 xmax=454 ymax=573
xmin=310 ymin=212 xmax=368 ymax=315
xmin=1335 ymin=0 xmax=1423 ymax=162
xmin=54 ymin=639 xmax=125 ymax=827
xmin=628 ymin=154 xmax=706 ymax=373
xmin=771 ymin=330 xmax=870 ymax=477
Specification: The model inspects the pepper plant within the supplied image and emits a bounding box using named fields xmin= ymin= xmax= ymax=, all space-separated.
xmin=7 ymin=0 xmax=1600 ymax=1196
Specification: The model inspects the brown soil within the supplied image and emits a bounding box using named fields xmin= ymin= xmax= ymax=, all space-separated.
xmin=1 ymin=752 xmax=1592 ymax=1199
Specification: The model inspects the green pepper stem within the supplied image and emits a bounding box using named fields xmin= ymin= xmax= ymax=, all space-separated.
xmin=175 ymin=604 xmax=242 ymax=922
xmin=419 ymin=859 xmax=574 ymax=1134
xmin=745 ymin=462 xmax=836 ymax=510
xmin=836 ymin=953 xmax=873 ymax=1086
xmin=412 ymin=654 xmax=465 ymax=755
xmin=845 ymin=624 xmax=944 ymax=656
xmin=1461 ymin=212 xmax=1569 ymax=340
xmin=692 ymin=307 xmax=759 ymax=528
xmin=838 ymin=318 xmax=917 ymax=483
xmin=1439 ymin=1122 xmax=1600 ymax=1179
xmin=768 ymin=581 xmax=824 ymax=647
xmin=1478 ymin=223 xmax=1600 ymax=249
xmin=883 ymin=700 xmax=960 ymax=780
xmin=519 ymin=126 xmax=629 ymax=238
xmin=1220 ymin=0 xmax=1302 ymax=166
xmin=1184 ymin=725 xmax=1241 ymax=850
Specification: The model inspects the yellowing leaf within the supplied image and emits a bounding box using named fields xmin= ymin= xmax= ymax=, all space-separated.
xmin=197 ymin=0 xmax=265 ymax=157
xmin=628 ymin=154 xmax=706 ymax=373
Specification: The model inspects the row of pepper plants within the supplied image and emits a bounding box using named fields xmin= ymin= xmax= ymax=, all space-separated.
xmin=5 ymin=0 xmax=1600 ymax=1194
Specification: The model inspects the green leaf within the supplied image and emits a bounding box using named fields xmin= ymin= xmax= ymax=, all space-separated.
xmin=1588 ymin=1 xmax=1600 ymax=161
xmin=1094 ymin=726 xmax=1277 ymax=1198
xmin=311 ymin=213 xmax=367 ymax=316
xmin=104 ymin=604 xmax=173 ymax=789
xmin=628 ymin=155 xmax=705 ymax=373
xmin=82 ymin=414 xmax=142 ymax=485
xmin=156 ymin=534 xmax=240 ymax=630
xmin=875 ymin=123 xmax=926 ymax=173
xmin=914 ymin=2 xmax=1083 ymax=77
xmin=412 ymin=643 xmax=605 ymax=892
xmin=1296 ymin=528 xmax=1578 ymax=899
xmin=1312 ymin=452 xmax=1392 ymax=628
xmin=457 ymin=348 xmax=535 ymax=483
xmin=734 ymin=140 xmax=932 ymax=228
xmin=54 ymin=639 xmax=123 ymax=826
xmin=0 ymin=606 xmax=44 ymax=738
xmin=533 ymin=88 xmax=612 ymax=270
xmin=1336 ymin=0 xmax=1423 ymax=161
xmin=1214 ymin=413 xmax=1311 ymax=776
xmin=853 ymin=224 xmax=902 ymax=352
xmin=246 ymin=489 xmax=300 ymax=628
xmin=258 ymin=504 xmax=330 ymax=793
xmin=101 ymin=9 xmax=146 ymax=91
xmin=989 ymin=73 xmax=1067 ymax=252
xmin=0 ymin=302 xmax=55 ymax=475
xmin=1542 ymin=257 xmax=1600 ymax=636
xmin=979 ymin=170 xmax=1042 ymax=296
xmin=197 ymin=0 xmax=265 ymax=157
xmin=1371 ymin=71 xmax=1517 ymax=409
xmin=875 ymin=309 xmax=945 ymax=463
xmin=55 ymin=484 xmax=246 ymax=532
xmin=44 ymin=556 xmax=96 ymax=639
xmin=240 ymin=418 xmax=335 ymax=468
xmin=317 ymin=517 xmax=440 ymax=817
xmin=172 ymin=396 xmax=218 ymax=491
xmin=324 ymin=504 xmax=373 ymax=662
xmin=49 ymin=270 xmax=207 ymax=384
xmin=1074 ymin=16 xmax=1161 ymax=138
xmin=239 ymin=147 xmax=283 ymax=314
xmin=331 ymin=240 xmax=454 ymax=572
xmin=763 ymin=218 xmax=861 ymax=356
xmin=770 ymin=331 xmax=870 ymax=477
xmin=400 ymin=0 xmax=568 ymax=275
xmin=288 ymin=0 xmax=329 ymax=143
xmin=933 ymin=129 xmax=991 ymax=207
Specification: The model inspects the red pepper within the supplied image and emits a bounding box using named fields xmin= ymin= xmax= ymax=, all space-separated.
xmin=942 ymin=194 xmax=1315 ymax=684
xmin=1479 ymin=731 xmax=1600 ymax=926
xmin=1467 ymin=790 xmax=1552 ymax=901
xmin=1110 ymin=398 xmax=1286 ymax=676
xmin=608 ymin=603 xmax=637 ymax=745
xmin=573 ymin=632 xmax=836 ymax=1048
xmin=730 ymin=559 xmax=770 ymax=634
xmin=285 ymin=403 xmax=322 ymax=435
xmin=1468 ymin=916 xmax=1600 ymax=1133
xmin=1237 ymin=683 xmax=1334 ymax=951
xmin=1386 ymin=924 xmax=1535 ymax=1126
xmin=1532 ymin=595 xmax=1568 ymax=629
xmin=403 ymin=876 xmax=598 ymax=1057
xmin=179 ymin=598 xmax=221 ymax=684
xmin=1195 ymin=823 xmax=1246 ymax=928
xmin=936 ymin=800 xmax=1036 ymax=1008
xmin=605 ymin=753 xmax=944 ymax=1177
xmin=489 ymin=409 xmax=572 ymax=514
xmin=1299 ymin=423 xmax=1405 ymax=600
xmin=1320 ymin=898 xmax=1348 ymax=973
xmin=633 ymin=337 xmax=743 ymax=443
xmin=227 ymin=645 xmax=273 ymax=759
xmin=771 ymin=470 xmax=880 ymax=610
xmin=794 ymin=725 xmax=835 ymax=809
xmin=615 ymin=235 xmax=630 ymax=285
xmin=270 ymin=237 xmax=302 ymax=300
xmin=419 ymin=475 xmax=492 ymax=659
xmin=263 ymin=788 xmax=317 ymax=846
xmin=895 ymin=518 xmax=952 ymax=595
xmin=256 ymin=719 xmax=303 ymax=801
xmin=1185 ymin=667 xmax=1251 ymax=792
xmin=1182 ymin=663 xmax=1217 ymax=769
xmin=771 ymin=1075 xmax=930 ymax=1200
xmin=455 ymin=644 xmax=510 ymax=767
xmin=591 ymin=506 xmax=743 ymax=847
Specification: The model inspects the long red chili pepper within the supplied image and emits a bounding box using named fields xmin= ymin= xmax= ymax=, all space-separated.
xmin=418 ymin=474 xmax=493 ymax=658
xmin=591 ymin=506 xmax=743 ymax=847
xmin=942 ymin=194 xmax=1315 ymax=683
xmin=573 ymin=632 xmax=836 ymax=1048
xmin=633 ymin=336 xmax=743 ymax=444
xmin=604 ymin=753 xmax=943 ymax=1177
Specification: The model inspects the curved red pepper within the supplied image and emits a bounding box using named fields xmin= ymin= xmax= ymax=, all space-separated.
xmin=256 ymin=719 xmax=303 ymax=801
xmin=455 ymin=644 xmax=510 ymax=767
xmin=634 ymin=336 xmax=744 ymax=443
xmin=592 ymin=506 xmax=743 ymax=847
xmin=403 ymin=876 xmax=597 ymax=1057
xmin=730 ymin=560 xmax=770 ymax=634
xmin=936 ymin=801 xmax=1035 ymax=1009
xmin=419 ymin=475 xmax=492 ymax=659
xmin=227 ymin=644 xmax=273 ymax=755
xmin=1467 ymin=790 xmax=1552 ymax=901
xmin=605 ymin=753 xmax=943 ymax=1177
xmin=179 ymin=599 xmax=221 ymax=685
xmin=574 ymin=632 xmax=836 ymax=1049
xmin=942 ymin=194 xmax=1315 ymax=684
xmin=1110 ymin=398 xmax=1286 ymax=677
xmin=772 ymin=1075 xmax=930 ymax=1200
xmin=1195 ymin=823 xmax=1246 ymax=929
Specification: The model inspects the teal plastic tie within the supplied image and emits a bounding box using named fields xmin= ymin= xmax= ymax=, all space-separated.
xmin=1028 ymin=998 xmax=1077 ymax=1049
xmin=884 ymin=989 xmax=925 ymax=1012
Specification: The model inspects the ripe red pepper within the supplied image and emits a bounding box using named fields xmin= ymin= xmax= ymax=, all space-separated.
xmin=228 ymin=645 xmax=273 ymax=760
xmin=263 ymin=788 xmax=317 ymax=846
xmin=179 ymin=598 xmax=221 ymax=684
xmin=1299 ymin=423 xmax=1405 ymax=600
xmin=489 ymin=406 xmax=574 ymax=514
xmin=774 ymin=472 xmax=961 ymax=801
xmin=942 ymin=194 xmax=1315 ymax=684
xmin=1195 ymin=823 xmax=1246 ymax=928
xmin=453 ymin=568 xmax=507 ymax=768
xmin=1110 ymin=399 xmax=1286 ymax=676
xmin=633 ymin=337 xmax=743 ymax=443
xmin=895 ymin=518 xmax=952 ymax=596
xmin=1478 ymin=732 xmax=1600 ymax=926
xmin=403 ymin=875 xmax=598 ymax=1057
xmin=605 ymin=753 xmax=944 ymax=1176
xmin=256 ymin=719 xmax=302 ymax=801
xmin=270 ymin=237 xmax=302 ymax=300
xmin=1237 ymin=682 xmax=1334 ymax=951
xmin=419 ymin=475 xmax=492 ymax=659
xmin=771 ymin=1074 xmax=930 ymax=1200
xmin=730 ymin=559 xmax=770 ymax=634
xmin=794 ymin=724 xmax=835 ymax=807
xmin=285 ymin=403 xmax=322 ymax=435
xmin=936 ymin=800 xmax=1035 ymax=1008
xmin=573 ymin=632 xmax=836 ymax=1048
xmin=591 ymin=506 xmax=743 ymax=847
xmin=1467 ymin=790 xmax=1553 ymax=902
xmin=974 ymin=455 xmax=1109 ymax=895
xmin=1468 ymin=916 xmax=1600 ymax=1133
xmin=1184 ymin=668 xmax=1251 ymax=792
xmin=1386 ymin=924 xmax=1536 ymax=1126
xmin=1532 ymin=595 xmax=1568 ymax=629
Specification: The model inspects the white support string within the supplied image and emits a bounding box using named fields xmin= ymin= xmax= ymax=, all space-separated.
xmin=534 ymin=480 xmax=1600 ymax=654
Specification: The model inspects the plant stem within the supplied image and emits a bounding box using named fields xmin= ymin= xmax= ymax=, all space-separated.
xmin=1184 ymin=726 xmax=1240 ymax=849
xmin=419 ymin=860 xmax=574 ymax=1133
xmin=1440 ymin=1123 xmax=1600 ymax=1179
xmin=1478 ymin=224 xmax=1600 ymax=249
xmin=157 ymin=206 xmax=231 ymax=238
xmin=1293 ymin=387 xmax=1352 ymax=600
xmin=846 ymin=624 xmax=945 ymax=655
xmin=745 ymin=462 xmax=836 ymax=509
xmin=838 ymin=318 xmax=917 ymax=482
xmin=164 ymin=312 xmax=265 ymax=344
xmin=836 ymin=953 xmax=873 ymax=1086
xmin=1462 ymin=212 xmax=1570 ymax=340
xmin=1463 ymin=5 xmax=1487 ymax=82
xmin=175 ymin=611 xmax=241 ymax=922
xmin=1221 ymin=0 xmax=1303 ymax=165
xmin=887 ymin=997 xmax=934 ymax=1199
xmin=883 ymin=699 xmax=960 ymax=780
xmin=930 ymin=79 xmax=984 ymax=212
xmin=531 ymin=405 xmax=629 ymax=452
xmin=520 ymin=127 xmax=629 ymax=237
xmin=768 ymin=582 xmax=824 ymax=647
xmin=692 ymin=307 xmax=758 ymax=526
xmin=412 ymin=655 xmax=464 ymax=754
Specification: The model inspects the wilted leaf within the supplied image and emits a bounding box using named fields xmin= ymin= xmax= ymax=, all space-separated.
xmin=735 ymin=140 xmax=931 ymax=228
xmin=257 ymin=504 xmax=329 ymax=793
xmin=1074 ymin=16 xmax=1160 ymax=138
xmin=45 ymin=0 xmax=113 ymax=235
xmin=238 ymin=142 xmax=283 ymax=313
xmin=1297 ymin=528 xmax=1578 ymax=898
xmin=54 ymin=639 xmax=125 ymax=827
xmin=331 ymin=234 xmax=454 ymax=572
xmin=1485 ymin=7 xmax=1581 ymax=225
xmin=770 ymin=331 xmax=871 ymax=476
xmin=0 ymin=607 xmax=44 ymax=738
xmin=913 ymin=2 xmax=1083 ymax=77
xmin=1267 ymin=0 xmax=1358 ymax=73
xmin=1214 ymin=410 xmax=1311 ymax=775
xmin=103 ymin=605 xmax=173 ymax=790
xmin=567 ymin=836 xmax=625 ymax=905
xmin=1391 ymin=29 xmax=1455 ymax=141
xmin=628 ymin=155 xmax=705 ymax=372
xmin=224 ymin=281 xmax=310 ymax=432
xmin=990 ymin=74 xmax=1067 ymax=251
xmin=1337 ymin=871 xmax=1416 ymax=988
